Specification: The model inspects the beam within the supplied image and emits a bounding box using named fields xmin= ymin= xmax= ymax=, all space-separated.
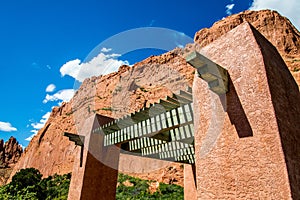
xmin=64 ymin=132 xmax=85 ymax=147
xmin=186 ymin=51 xmax=228 ymax=94
xmin=104 ymin=103 xmax=194 ymax=146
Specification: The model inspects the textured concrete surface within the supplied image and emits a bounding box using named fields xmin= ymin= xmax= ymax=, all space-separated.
xmin=184 ymin=164 xmax=197 ymax=200
xmin=11 ymin=11 xmax=300 ymax=190
xmin=194 ymin=9 xmax=300 ymax=85
xmin=68 ymin=115 xmax=119 ymax=200
xmin=192 ymin=22 xmax=299 ymax=199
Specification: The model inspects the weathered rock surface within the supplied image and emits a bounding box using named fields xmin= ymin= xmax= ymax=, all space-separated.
xmin=9 ymin=9 xmax=300 ymax=187
xmin=0 ymin=137 xmax=23 ymax=185
xmin=9 ymin=50 xmax=194 ymax=186
xmin=195 ymin=9 xmax=300 ymax=87
xmin=0 ymin=137 xmax=23 ymax=168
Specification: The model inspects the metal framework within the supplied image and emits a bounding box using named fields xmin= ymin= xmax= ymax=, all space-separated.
xmin=92 ymin=87 xmax=195 ymax=164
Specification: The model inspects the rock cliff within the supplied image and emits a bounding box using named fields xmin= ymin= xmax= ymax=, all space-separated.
xmin=9 ymin=9 xmax=300 ymax=186
xmin=0 ymin=137 xmax=23 ymax=168
xmin=9 ymin=50 xmax=194 ymax=186
xmin=0 ymin=137 xmax=23 ymax=185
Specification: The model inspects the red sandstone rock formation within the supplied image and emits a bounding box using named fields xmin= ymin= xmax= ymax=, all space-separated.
xmin=0 ymin=137 xmax=23 ymax=168
xmin=9 ymin=51 xmax=194 ymax=186
xmin=9 ymin=9 xmax=300 ymax=186
xmin=0 ymin=137 xmax=23 ymax=185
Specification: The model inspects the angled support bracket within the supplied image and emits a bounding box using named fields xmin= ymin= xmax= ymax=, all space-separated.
xmin=186 ymin=51 xmax=229 ymax=94
xmin=64 ymin=132 xmax=85 ymax=167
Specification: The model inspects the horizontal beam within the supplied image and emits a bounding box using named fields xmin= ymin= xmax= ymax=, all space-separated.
xmin=64 ymin=132 xmax=85 ymax=147
xmin=141 ymin=141 xmax=192 ymax=156
xmin=175 ymin=154 xmax=195 ymax=164
xmin=99 ymin=88 xmax=193 ymax=133
xmin=104 ymin=103 xmax=193 ymax=146
xmin=121 ymin=140 xmax=195 ymax=164
xmin=186 ymin=51 xmax=228 ymax=94
xmin=158 ymin=146 xmax=194 ymax=160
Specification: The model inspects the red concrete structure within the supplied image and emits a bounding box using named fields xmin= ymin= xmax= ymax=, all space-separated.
xmin=191 ymin=22 xmax=300 ymax=199
xmin=67 ymin=115 xmax=120 ymax=200
xmin=66 ymin=22 xmax=300 ymax=199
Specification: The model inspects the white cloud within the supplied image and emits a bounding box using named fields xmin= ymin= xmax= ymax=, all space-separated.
xmin=250 ymin=0 xmax=300 ymax=30
xmin=101 ymin=47 xmax=112 ymax=53
xmin=60 ymin=59 xmax=81 ymax=80
xmin=25 ymin=130 xmax=39 ymax=141
xmin=43 ymin=89 xmax=75 ymax=104
xmin=0 ymin=121 xmax=17 ymax=132
xmin=225 ymin=4 xmax=235 ymax=15
xmin=59 ymin=52 xmax=129 ymax=82
xmin=26 ymin=112 xmax=51 ymax=142
xmin=45 ymin=84 xmax=56 ymax=92
xmin=25 ymin=134 xmax=35 ymax=141
xmin=31 ymin=112 xmax=51 ymax=130
xmin=30 ymin=130 xmax=38 ymax=134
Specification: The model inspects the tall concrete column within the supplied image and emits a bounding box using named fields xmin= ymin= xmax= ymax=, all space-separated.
xmin=184 ymin=164 xmax=197 ymax=200
xmin=68 ymin=115 xmax=120 ymax=200
xmin=192 ymin=22 xmax=300 ymax=199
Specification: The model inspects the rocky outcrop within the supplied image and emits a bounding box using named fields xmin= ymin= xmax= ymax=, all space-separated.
xmin=9 ymin=50 xmax=194 ymax=185
xmin=0 ymin=137 xmax=23 ymax=168
xmin=0 ymin=137 xmax=23 ymax=185
xmin=195 ymin=9 xmax=300 ymax=87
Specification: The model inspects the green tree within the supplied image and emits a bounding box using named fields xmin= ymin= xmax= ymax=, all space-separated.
xmin=0 ymin=168 xmax=71 ymax=200
xmin=10 ymin=168 xmax=43 ymax=198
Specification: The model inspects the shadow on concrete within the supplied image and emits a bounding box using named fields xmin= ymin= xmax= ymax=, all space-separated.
xmin=251 ymin=24 xmax=300 ymax=199
xmin=225 ymin=76 xmax=253 ymax=138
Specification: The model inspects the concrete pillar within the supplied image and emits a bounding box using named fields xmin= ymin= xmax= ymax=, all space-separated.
xmin=192 ymin=22 xmax=300 ymax=199
xmin=184 ymin=164 xmax=197 ymax=200
xmin=68 ymin=115 xmax=120 ymax=200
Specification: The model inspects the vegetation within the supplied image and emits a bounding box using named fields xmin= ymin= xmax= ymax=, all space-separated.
xmin=0 ymin=168 xmax=70 ymax=200
xmin=114 ymin=85 xmax=123 ymax=93
xmin=292 ymin=67 xmax=300 ymax=72
xmin=139 ymin=87 xmax=149 ymax=92
xmin=100 ymin=107 xmax=113 ymax=111
xmin=292 ymin=58 xmax=300 ymax=62
xmin=0 ymin=169 xmax=183 ymax=199
xmin=65 ymin=110 xmax=74 ymax=116
xmin=117 ymin=173 xmax=184 ymax=200
xmin=87 ymin=105 xmax=91 ymax=113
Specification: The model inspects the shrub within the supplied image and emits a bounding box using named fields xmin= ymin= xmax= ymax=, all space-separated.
xmin=116 ymin=173 xmax=184 ymax=200
xmin=0 ymin=169 xmax=183 ymax=199
xmin=0 ymin=169 xmax=71 ymax=200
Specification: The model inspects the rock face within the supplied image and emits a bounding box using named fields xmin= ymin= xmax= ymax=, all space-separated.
xmin=9 ymin=50 xmax=194 ymax=186
xmin=0 ymin=137 xmax=23 ymax=168
xmin=10 ymin=9 xmax=300 ymax=187
xmin=195 ymin=9 xmax=300 ymax=87
xmin=0 ymin=137 xmax=23 ymax=185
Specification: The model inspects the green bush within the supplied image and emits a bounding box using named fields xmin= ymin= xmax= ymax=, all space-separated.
xmin=116 ymin=173 xmax=183 ymax=200
xmin=0 ymin=169 xmax=183 ymax=199
xmin=0 ymin=168 xmax=71 ymax=200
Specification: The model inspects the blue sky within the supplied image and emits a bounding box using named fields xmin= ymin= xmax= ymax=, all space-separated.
xmin=0 ymin=0 xmax=298 ymax=148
